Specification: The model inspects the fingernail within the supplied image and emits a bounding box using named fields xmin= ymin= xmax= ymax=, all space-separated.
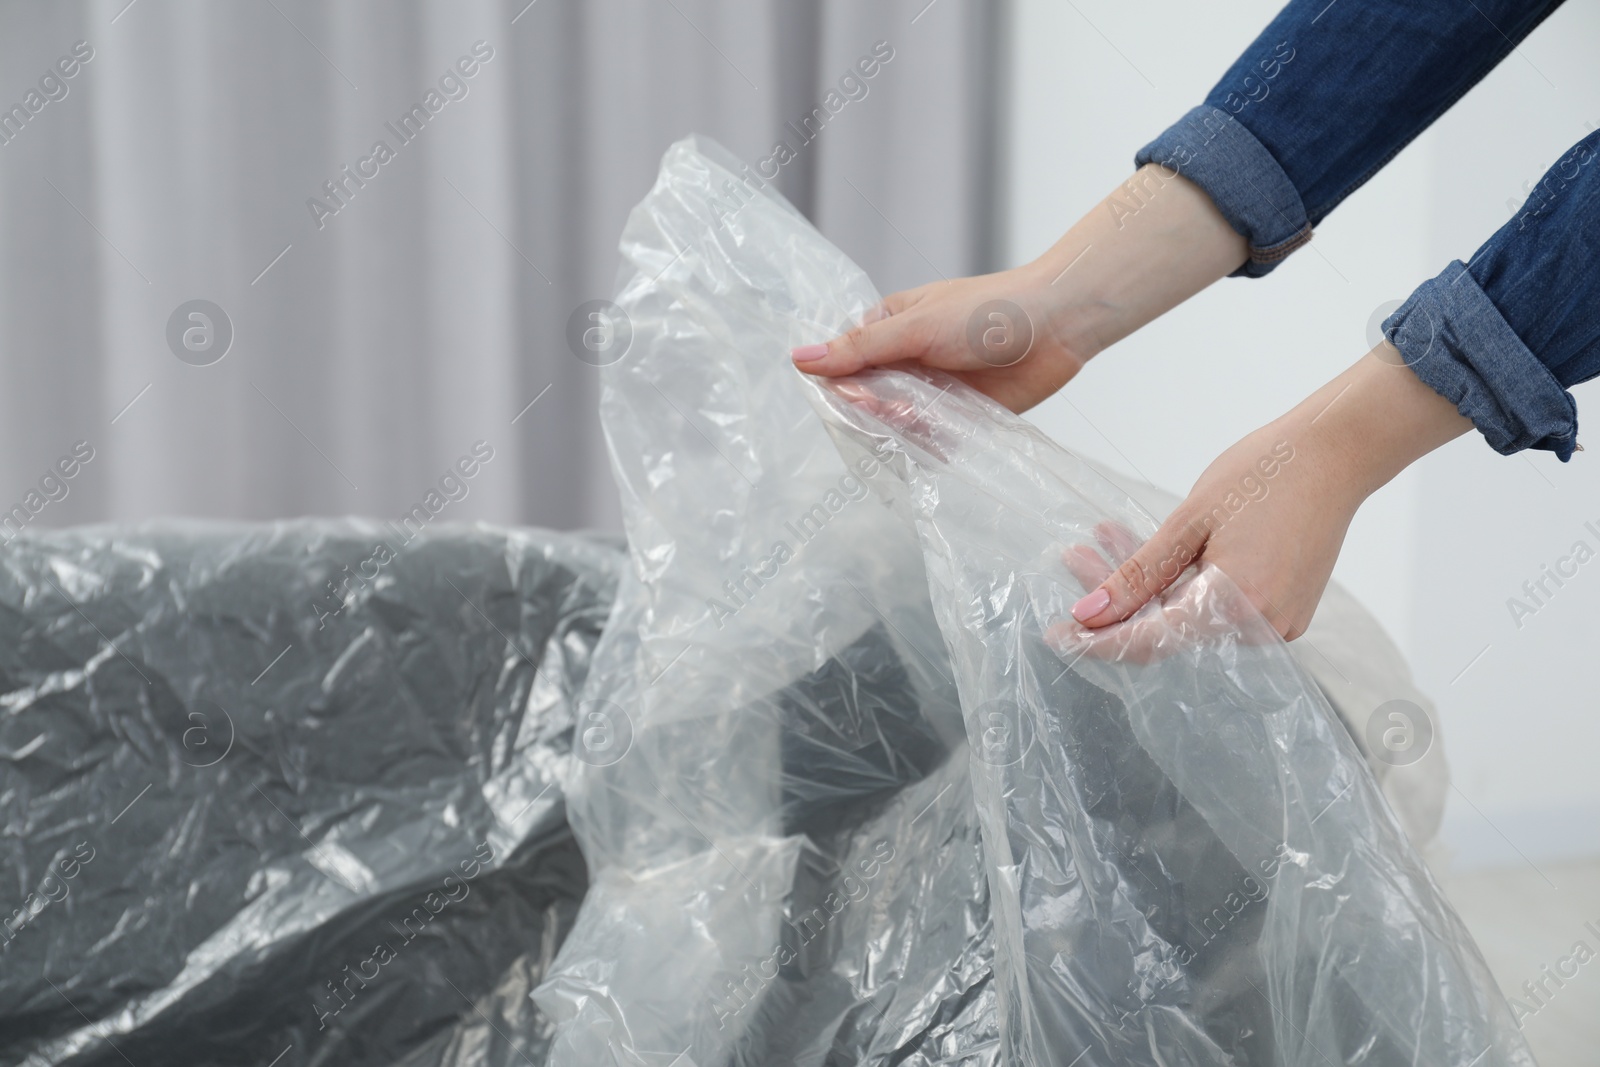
xmin=791 ymin=343 xmax=829 ymax=362
xmin=1071 ymin=588 xmax=1110 ymax=622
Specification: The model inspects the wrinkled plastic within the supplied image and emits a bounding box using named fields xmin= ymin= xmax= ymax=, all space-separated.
xmin=532 ymin=137 xmax=997 ymax=1067
xmin=807 ymin=374 xmax=1532 ymax=1066
xmin=3 ymin=135 xmax=1515 ymax=1067
xmin=0 ymin=521 xmax=618 ymax=1067
xmin=1056 ymin=466 xmax=1453 ymax=851
xmin=536 ymin=136 xmax=1530 ymax=1067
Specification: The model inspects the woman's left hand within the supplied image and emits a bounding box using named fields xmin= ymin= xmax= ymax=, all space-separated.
xmin=1061 ymin=347 xmax=1474 ymax=650
xmin=1060 ymin=418 xmax=1357 ymax=647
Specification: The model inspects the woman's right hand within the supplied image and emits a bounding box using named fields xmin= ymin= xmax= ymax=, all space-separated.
xmin=792 ymin=164 xmax=1250 ymax=415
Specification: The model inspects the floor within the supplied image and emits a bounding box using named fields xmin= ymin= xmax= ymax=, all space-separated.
xmin=1433 ymin=855 xmax=1600 ymax=1066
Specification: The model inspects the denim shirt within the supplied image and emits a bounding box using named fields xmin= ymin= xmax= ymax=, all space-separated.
xmin=1135 ymin=0 xmax=1595 ymax=460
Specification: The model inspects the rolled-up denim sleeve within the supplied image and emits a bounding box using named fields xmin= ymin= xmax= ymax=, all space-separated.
xmin=1384 ymin=130 xmax=1600 ymax=460
xmin=1136 ymin=0 xmax=1589 ymax=458
xmin=1135 ymin=0 xmax=1566 ymax=278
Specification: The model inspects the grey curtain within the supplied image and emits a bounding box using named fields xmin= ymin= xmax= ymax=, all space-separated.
xmin=0 ymin=0 xmax=1002 ymax=533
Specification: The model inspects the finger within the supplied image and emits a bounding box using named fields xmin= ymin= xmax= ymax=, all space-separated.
xmin=863 ymin=288 xmax=922 ymax=324
xmin=792 ymin=305 xmax=930 ymax=376
xmin=1047 ymin=615 xmax=1170 ymax=665
xmin=1093 ymin=520 xmax=1142 ymax=565
xmin=826 ymin=380 xmax=919 ymax=429
xmin=1047 ymin=577 xmax=1210 ymax=665
xmin=1069 ymin=514 xmax=1208 ymax=627
xmin=1049 ymin=565 xmax=1282 ymax=665
xmin=1061 ymin=543 xmax=1113 ymax=589
xmin=821 ymin=375 xmax=957 ymax=463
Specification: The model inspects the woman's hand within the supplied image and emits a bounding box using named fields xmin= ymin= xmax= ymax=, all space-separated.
xmin=791 ymin=266 xmax=1096 ymax=414
xmin=793 ymin=165 xmax=1249 ymax=414
xmin=1062 ymin=422 xmax=1355 ymax=647
xmin=1061 ymin=348 xmax=1474 ymax=649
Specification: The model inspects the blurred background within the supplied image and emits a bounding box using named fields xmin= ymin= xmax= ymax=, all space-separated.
xmin=1 ymin=0 xmax=1595 ymax=1058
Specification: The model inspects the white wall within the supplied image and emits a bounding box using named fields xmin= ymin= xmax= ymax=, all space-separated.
xmin=1005 ymin=0 xmax=1600 ymax=868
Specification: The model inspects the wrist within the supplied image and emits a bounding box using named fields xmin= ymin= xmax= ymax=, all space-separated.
xmin=1285 ymin=348 xmax=1473 ymax=504
xmin=1015 ymin=255 xmax=1115 ymax=364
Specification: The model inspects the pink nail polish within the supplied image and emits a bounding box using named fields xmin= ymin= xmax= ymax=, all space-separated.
xmin=1071 ymin=588 xmax=1110 ymax=622
xmin=791 ymin=343 xmax=829 ymax=362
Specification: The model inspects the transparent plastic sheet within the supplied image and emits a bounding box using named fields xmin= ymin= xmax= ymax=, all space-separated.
xmin=804 ymin=374 xmax=1533 ymax=1066
xmin=535 ymin=136 xmax=1529 ymax=1067
xmin=531 ymin=138 xmax=999 ymax=1067
xmin=1060 ymin=461 xmax=1452 ymax=851
xmin=0 ymin=521 xmax=618 ymax=1067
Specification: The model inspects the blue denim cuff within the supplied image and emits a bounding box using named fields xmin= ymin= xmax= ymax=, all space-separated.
xmin=1135 ymin=105 xmax=1313 ymax=278
xmin=1385 ymin=261 xmax=1578 ymax=460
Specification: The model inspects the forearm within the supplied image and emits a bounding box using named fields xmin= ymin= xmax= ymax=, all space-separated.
xmin=793 ymin=164 xmax=1249 ymax=411
xmin=1023 ymin=165 xmax=1248 ymax=360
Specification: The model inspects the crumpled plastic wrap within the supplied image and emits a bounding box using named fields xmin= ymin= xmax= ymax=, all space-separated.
xmin=4 ymin=135 xmax=1511 ymax=1067
xmin=534 ymin=136 xmax=1530 ymax=1067
xmin=1071 ymin=464 xmax=1452 ymax=852
xmin=0 ymin=521 xmax=618 ymax=1067
xmin=531 ymin=137 xmax=997 ymax=1067
xmin=807 ymin=374 xmax=1530 ymax=1066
